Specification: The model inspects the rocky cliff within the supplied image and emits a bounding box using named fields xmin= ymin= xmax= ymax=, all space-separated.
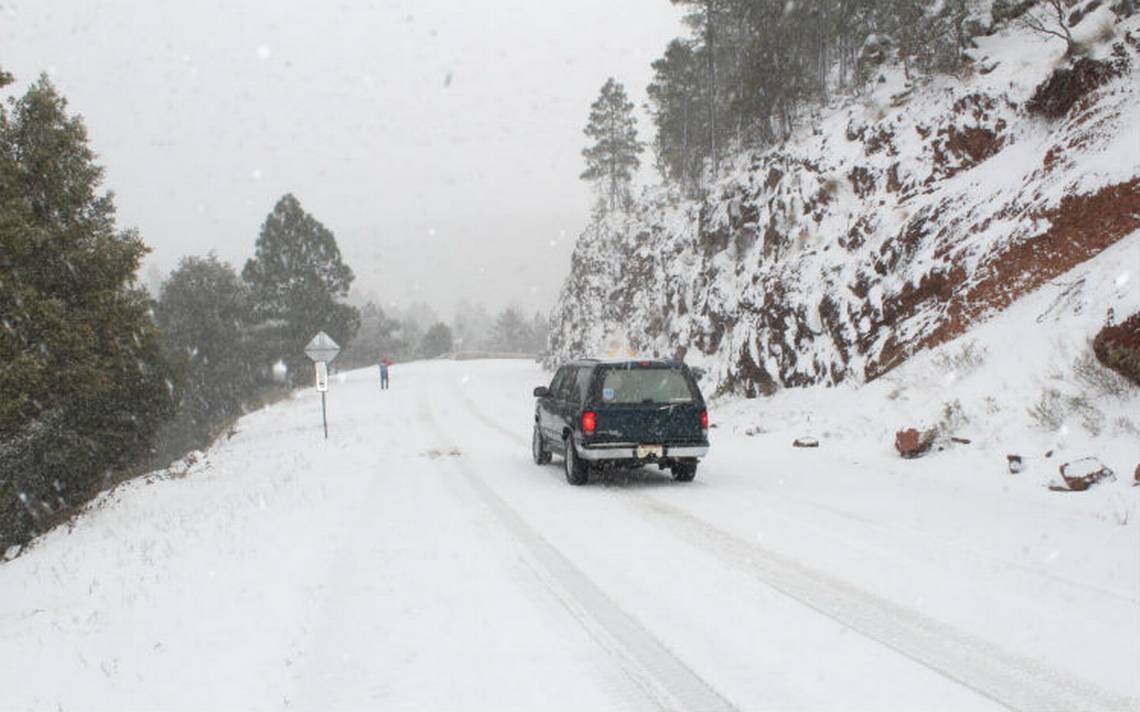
xmin=549 ymin=11 xmax=1140 ymax=397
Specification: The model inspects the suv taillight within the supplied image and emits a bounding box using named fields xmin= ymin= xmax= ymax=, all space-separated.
xmin=699 ymin=409 xmax=709 ymax=430
xmin=581 ymin=411 xmax=597 ymax=436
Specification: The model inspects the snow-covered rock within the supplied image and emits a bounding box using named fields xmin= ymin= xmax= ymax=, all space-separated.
xmin=1050 ymin=456 xmax=1117 ymax=491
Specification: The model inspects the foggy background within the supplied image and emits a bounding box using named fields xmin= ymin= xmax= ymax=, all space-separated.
xmin=0 ymin=0 xmax=684 ymax=315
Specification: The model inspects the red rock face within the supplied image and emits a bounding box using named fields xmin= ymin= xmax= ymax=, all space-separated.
xmin=873 ymin=179 xmax=1140 ymax=380
xmin=1026 ymin=55 xmax=1126 ymax=119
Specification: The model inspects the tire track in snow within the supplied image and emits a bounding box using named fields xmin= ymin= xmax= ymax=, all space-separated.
xmin=421 ymin=400 xmax=740 ymax=712
xmin=450 ymin=385 xmax=1137 ymax=712
xmin=461 ymin=383 xmax=1133 ymax=605
xmin=622 ymin=495 xmax=1136 ymax=712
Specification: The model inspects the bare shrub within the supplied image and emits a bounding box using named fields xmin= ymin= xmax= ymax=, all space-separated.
xmin=1019 ymin=0 xmax=1077 ymax=55
xmin=938 ymin=399 xmax=968 ymax=435
xmin=1028 ymin=388 xmax=1066 ymax=430
xmin=1067 ymin=393 xmax=1105 ymax=435
xmin=932 ymin=340 xmax=987 ymax=374
xmin=1112 ymin=416 xmax=1140 ymax=437
xmin=1074 ymin=351 xmax=1136 ymax=397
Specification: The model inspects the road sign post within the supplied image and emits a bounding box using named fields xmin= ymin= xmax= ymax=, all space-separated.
xmin=315 ymin=361 xmax=329 ymax=439
xmin=305 ymin=332 xmax=341 ymax=440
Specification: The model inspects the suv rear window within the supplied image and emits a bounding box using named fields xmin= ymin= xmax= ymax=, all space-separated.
xmin=599 ymin=367 xmax=695 ymax=404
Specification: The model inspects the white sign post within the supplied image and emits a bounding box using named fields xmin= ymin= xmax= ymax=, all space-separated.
xmin=315 ymin=361 xmax=329 ymax=392
xmin=304 ymin=331 xmax=340 ymax=439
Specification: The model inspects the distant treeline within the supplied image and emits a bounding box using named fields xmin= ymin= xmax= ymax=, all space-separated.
xmin=337 ymin=301 xmax=548 ymax=370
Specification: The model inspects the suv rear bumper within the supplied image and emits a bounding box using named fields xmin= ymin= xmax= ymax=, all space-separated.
xmin=575 ymin=443 xmax=709 ymax=461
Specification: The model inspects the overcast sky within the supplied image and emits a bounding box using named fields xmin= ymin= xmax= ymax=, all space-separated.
xmin=0 ymin=0 xmax=685 ymax=318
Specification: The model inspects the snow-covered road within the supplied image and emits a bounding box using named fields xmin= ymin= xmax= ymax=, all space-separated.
xmin=1 ymin=360 xmax=1136 ymax=711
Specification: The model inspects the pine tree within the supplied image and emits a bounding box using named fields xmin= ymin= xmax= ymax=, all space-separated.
xmin=647 ymin=40 xmax=705 ymax=194
xmin=154 ymin=254 xmax=255 ymax=451
xmin=670 ymin=0 xmax=734 ymax=177
xmin=530 ymin=311 xmax=550 ymax=353
xmin=418 ymin=322 xmax=453 ymax=358
xmin=581 ymin=78 xmax=644 ymax=213
xmin=488 ymin=307 xmax=533 ymax=352
xmin=339 ymin=301 xmax=403 ymax=367
xmin=0 ymin=74 xmax=175 ymax=547
xmin=241 ymin=194 xmax=360 ymax=384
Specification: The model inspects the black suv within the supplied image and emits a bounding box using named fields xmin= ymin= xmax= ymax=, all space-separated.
xmin=532 ymin=359 xmax=710 ymax=485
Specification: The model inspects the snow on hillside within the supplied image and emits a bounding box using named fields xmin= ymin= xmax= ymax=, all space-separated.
xmin=549 ymin=11 xmax=1140 ymax=397
xmin=713 ymin=234 xmax=1139 ymax=521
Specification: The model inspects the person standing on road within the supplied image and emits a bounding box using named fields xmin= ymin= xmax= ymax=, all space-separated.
xmin=379 ymin=359 xmax=390 ymax=390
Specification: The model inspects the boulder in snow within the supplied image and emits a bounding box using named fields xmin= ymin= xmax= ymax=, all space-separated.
xmin=1007 ymin=454 xmax=1025 ymax=474
xmin=1048 ymin=457 xmax=1116 ymax=491
xmin=793 ymin=437 xmax=820 ymax=448
xmin=1133 ymin=463 xmax=1139 ymax=486
xmin=895 ymin=428 xmax=935 ymax=459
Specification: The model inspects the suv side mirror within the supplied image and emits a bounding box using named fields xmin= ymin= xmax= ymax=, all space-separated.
xmin=533 ymin=386 xmax=552 ymax=398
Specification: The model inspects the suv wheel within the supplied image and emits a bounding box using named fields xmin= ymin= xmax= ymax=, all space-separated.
xmin=563 ymin=437 xmax=590 ymax=486
xmin=532 ymin=424 xmax=552 ymax=465
xmin=671 ymin=462 xmax=697 ymax=482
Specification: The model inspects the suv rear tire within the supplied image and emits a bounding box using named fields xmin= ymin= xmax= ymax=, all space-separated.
xmin=671 ymin=462 xmax=697 ymax=482
xmin=532 ymin=424 xmax=552 ymax=465
xmin=563 ymin=437 xmax=590 ymax=486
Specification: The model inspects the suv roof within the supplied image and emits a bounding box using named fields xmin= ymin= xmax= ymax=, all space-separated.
xmin=565 ymin=357 xmax=686 ymax=368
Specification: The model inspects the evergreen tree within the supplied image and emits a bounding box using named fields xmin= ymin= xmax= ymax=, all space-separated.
xmin=339 ymin=301 xmax=403 ymax=367
xmin=0 ymin=74 xmax=175 ymax=547
xmin=242 ymin=194 xmax=360 ymax=383
xmin=418 ymin=322 xmax=453 ymax=358
xmin=154 ymin=254 xmax=255 ymax=452
xmin=488 ymin=307 xmax=534 ymax=352
xmin=670 ymin=0 xmax=730 ymax=176
xmin=581 ymin=78 xmax=644 ymax=212
xmin=530 ymin=311 xmax=550 ymax=354
xmin=647 ymin=40 xmax=705 ymax=194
